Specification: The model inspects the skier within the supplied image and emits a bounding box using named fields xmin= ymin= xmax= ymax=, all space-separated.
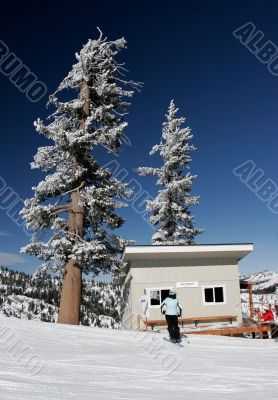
xmin=161 ymin=290 xmax=182 ymax=343
xmin=262 ymin=304 xmax=275 ymax=322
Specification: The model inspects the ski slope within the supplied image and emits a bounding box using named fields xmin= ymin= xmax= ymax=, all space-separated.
xmin=0 ymin=316 xmax=277 ymax=400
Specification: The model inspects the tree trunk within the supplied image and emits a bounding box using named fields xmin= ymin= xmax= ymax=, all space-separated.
xmin=57 ymin=191 xmax=84 ymax=324
xmin=57 ymin=82 xmax=90 ymax=325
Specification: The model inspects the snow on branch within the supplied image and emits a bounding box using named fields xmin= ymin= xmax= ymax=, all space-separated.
xmin=21 ymin=30 xmax=140 ymax=277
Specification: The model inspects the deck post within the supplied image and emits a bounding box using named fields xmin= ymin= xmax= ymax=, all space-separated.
xmin=248 ymin=283 xmax=254 ymax=319
xmin=258 ymin=310 xmax=263 ymax=339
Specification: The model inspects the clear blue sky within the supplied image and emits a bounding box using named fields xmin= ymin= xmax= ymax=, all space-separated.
xmin=0 ymin=0 xmax=277 ymax=275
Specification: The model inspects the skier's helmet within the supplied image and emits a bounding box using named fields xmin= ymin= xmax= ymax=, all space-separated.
xmin=169 ymin=290 xmax=176 ymax=299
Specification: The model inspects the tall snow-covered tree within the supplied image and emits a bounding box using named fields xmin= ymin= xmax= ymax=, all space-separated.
xmin=20 ymin=30 xmax=140 ymax=325
xmin=138 ymin=100 xmax=203 ymax=245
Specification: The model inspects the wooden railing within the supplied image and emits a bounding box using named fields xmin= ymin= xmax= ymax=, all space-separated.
xmin=145 ymin=315 xmax=237 ymax=331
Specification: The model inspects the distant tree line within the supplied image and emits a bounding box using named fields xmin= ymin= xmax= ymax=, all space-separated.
xmin=0 ymin=266 xmax=122 ymax=328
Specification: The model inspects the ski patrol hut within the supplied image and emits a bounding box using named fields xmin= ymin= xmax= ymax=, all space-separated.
xmin=120 ymin=243 xmax=253 ymax=331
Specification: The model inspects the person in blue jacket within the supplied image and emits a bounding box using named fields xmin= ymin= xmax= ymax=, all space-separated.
xmin=161 ymin=290 xmax=182 ymax=343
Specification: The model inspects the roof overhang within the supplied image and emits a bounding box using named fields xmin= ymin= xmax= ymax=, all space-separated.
xmin=122 ymin=243 xmax=253 ymax=262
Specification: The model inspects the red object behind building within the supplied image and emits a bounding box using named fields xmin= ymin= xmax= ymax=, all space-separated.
xmin=262 ymin=310 xmax=275 ymax=322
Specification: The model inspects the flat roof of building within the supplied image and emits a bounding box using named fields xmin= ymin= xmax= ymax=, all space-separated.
xmin=122 ymin=243 xmax=253 ymax=261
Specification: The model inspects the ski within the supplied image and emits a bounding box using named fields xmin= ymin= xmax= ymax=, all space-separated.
xmin=163 ymin=337 xmax=185 ymax=347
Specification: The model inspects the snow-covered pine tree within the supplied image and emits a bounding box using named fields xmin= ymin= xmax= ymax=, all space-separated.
xmin=138 ymin=100 xmax=203 ymax=245
xmin=20 ymin=30 xmax=140 ymax=325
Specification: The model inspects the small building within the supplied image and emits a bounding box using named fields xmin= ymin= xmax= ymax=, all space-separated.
xmin=120 ymin=243 xmax=253 ymax=331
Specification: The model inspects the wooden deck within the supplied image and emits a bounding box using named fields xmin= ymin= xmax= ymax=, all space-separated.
xmin=142 ymin=314 xmax=277 ymax=338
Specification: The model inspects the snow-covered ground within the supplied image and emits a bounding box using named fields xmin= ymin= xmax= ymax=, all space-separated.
xmin=0 ymin=316 xmax=277 ymax=400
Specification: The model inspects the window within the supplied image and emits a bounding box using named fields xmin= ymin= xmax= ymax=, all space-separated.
xmin=203 ymin=286 xmax=225 ymax=305
xmin=150 ymin=290 xmax=160 ymax=306
xmin=148 ymin=288 xmax=171 ymax=307
xmin=161 ymin=289 xmax=170 ymax=303
xmin=215 ymin=287 xmax=224 ymax=303
xmin=204 ymin=288 xmax=214 ymax=303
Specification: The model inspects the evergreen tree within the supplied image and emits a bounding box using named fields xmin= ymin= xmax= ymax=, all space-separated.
xmin=138 ymin=100 xmax=203 ymax=245
xmin=20 ymin=30 xmax=140 ymax=324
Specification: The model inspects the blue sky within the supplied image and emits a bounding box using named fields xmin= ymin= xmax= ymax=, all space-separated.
xmin=0 ymin=0 xmax=277 ymax=275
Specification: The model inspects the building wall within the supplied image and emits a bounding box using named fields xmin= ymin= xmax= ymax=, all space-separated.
xmin=125 ymin=257 xmax=242 ymax=330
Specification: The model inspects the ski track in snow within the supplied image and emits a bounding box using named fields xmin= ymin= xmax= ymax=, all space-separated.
xmin=0 ymin=317 xmax=277 ymax=399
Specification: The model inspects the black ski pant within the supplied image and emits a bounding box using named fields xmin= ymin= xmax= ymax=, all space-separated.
xmin=166 ymin=315 xmax=180 ymax=340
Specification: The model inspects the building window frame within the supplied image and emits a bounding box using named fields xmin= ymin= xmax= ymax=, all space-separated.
xmin=146 ymin=287 xmax=173 ymax=308
xmin=201 ymin=285 xmax=227 ymax=305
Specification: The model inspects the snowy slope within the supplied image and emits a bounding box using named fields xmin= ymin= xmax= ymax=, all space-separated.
xmin=241 ymin=270 xmax=278 ymax=292
xmin=0 ymin=316 xmax=278 ymax=400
